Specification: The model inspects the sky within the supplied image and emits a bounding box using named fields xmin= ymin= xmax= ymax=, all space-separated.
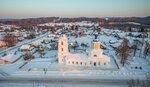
xmin=0 ymin=0 xmax=150 ymax=18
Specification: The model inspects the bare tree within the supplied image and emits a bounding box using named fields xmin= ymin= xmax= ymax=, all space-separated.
xmin=131 ymin=45 xmax=137 ymax=57
xmin=118 ymin=38 xmax=130 ymax=67
xmin=127 ymin=79 xmax=150 ymax=87
xmin=24 ymin=52 xmax=34 ymax=60
xmin=3 ymin=33 xmax=18 ymax=47
xmin=81 ymin=43 xmax=88 ymax=50
xmin=144 ymin=41 xmax=149 ymax=59
xmin=51 ymin=27 xmax=55 ymax=34
xmin=36 ymin=47 xmax=45 ymax=58
xmin=139 ymin=40 xmax=144 ymax=58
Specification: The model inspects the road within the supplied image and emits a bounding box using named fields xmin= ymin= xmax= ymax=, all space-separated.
xmin=0 ymin=75 xmax=149 ymax=86
xmin=0 ymin=77 xmax=131 ymax=86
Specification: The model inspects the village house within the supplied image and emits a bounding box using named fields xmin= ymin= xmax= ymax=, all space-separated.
xmin=0 ymin=40 xmax=7 ymax=48
xmin=20 ymin=45 xmax=32 ymax=51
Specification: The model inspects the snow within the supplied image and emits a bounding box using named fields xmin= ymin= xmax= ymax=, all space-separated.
xmin=22 ymin=59 xmax=52 ymax=69
xmin=39 ymin=22 xmax=99 ymax=27
xmin=0 ymin=40 xmax=5 ymax=44
xmin=66 ymin=53 xmax=88 ymax=61
xmin=0 ymin=23 xmax=150 ymax=87
xmin=0 ymin=82 xmax=128 ymax=87
xmin=0 ymin=52 xmax=21 ymax=62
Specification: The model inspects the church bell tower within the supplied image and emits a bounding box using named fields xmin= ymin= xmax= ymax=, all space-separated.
xmin=58 ymin=29 xmax=69 ymax=63
xmin=91 ymin=33 xmax=101 ymax=49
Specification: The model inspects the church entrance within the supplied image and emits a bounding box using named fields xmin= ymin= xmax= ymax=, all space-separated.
xmin=94 ymin=62 xmax=96 ymax=66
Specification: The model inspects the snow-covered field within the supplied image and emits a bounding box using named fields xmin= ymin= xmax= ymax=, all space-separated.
xmin=0 ymin=82 xmax=128 ymax=87
xmin=0 ymin=25 xmax=150 ymax=87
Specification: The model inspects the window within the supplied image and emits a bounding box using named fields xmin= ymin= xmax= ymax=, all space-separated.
xmin=98 ymin=62 xmax=100 ymax=65
xmin=61 ymin=42 xmax=63 ymax=45
xmin=68 ymin=61 xmax=70 ymax=64
xmin=76 ymin=62 xmax=78 ymax=64
xmin=80 ymin=62 xmax=82 ymax=65
xmin=62 ymin=48 xmax=63 ymax=51
xmin=104 ymin=63 xmax=106 ymax=65
xmin=94 ymin=54 xmax=97 ymax=57
xmin=90 ymin=61 xmax=92 ymax=65
xmin=94 ymin=62 xmax=96 ymax=66
xmin=72 ymin=61 xmax=74 ymax=64
xmin=85 ymin=62 xmax=86 ymax=65
xmin=62 ymin=59 xmax=63 ymax=62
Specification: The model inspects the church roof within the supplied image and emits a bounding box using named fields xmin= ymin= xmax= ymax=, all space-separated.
xmin=66 ymin=53 xmax=88 ymax=61
xmin=90 ymin=49 xmax=103 ymax=53
xmin=101 ymin=55 xmax=111 ymax=62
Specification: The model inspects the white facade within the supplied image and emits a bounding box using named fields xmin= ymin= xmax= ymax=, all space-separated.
xmin=58 ymin=33 xmax=111 ymax=67
xmin=58 ymin=33 xmax=69 ymax=63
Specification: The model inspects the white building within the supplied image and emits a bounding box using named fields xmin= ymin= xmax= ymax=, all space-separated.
xmin=20 ymin=45 xmax=32 ymax=51
xmin=58 ymin=32 xmax=69 ymax=63
xmin=58 ymin=32 xmax=111 ymax=67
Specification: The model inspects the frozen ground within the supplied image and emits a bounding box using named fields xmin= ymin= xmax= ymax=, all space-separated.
xmin=0 ymin=82 xmax=128 ymax=87
xmin=0 ymin=28 xmax=150 ymax=87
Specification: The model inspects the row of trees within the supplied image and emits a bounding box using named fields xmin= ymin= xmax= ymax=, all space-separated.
xmin=117 ymin=38 xmax=150 ymax=67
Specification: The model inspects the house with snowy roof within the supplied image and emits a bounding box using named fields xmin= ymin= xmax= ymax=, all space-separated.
xmin=20 ymin=45 xmax=32 ymax=51
xmin=0 ymin=40 xmax=7 ymax=48
xmin=58 ymin=30 xmax=111 ymax=67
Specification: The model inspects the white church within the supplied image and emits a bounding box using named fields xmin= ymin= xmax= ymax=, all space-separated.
xmin=58 ymin=31 xmax=111 ymax=67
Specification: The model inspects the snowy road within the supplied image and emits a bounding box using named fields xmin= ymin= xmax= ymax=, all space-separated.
xmin=0 ymin=78 xmax=131 ymax=86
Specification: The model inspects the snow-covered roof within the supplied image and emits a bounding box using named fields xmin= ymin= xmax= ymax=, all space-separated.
xmin=20 ymin=45 xmax=31 ymax=50
xmin=0 ymin=41 xmax=5 ymax=44
xmin=102 ymin=55 xmax=111 ymax=62
xmin=66 ymin=53 xmax=88 ymax=61
xmin=90 ymin=49 xmax=103 ymax=54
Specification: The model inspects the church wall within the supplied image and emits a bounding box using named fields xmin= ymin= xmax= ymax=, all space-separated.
xmin=87 ymin=58 xmax=110 ymax=67
xmin=66 ymin=59 xmax=87 ymax=66
xmin=65 ymin=58 xmax=110 ymax=67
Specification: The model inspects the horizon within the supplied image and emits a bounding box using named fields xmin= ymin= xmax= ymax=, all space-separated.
xmin=0 ymin=0 xmax=150 ymax=18
xmin=0 ymin=16 xmax=149 ymax=20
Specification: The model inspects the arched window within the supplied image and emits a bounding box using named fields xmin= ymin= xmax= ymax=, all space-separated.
xmin=62 ymin=48 xmax=63 ymax=51
xmin=90 ymin=61 xmax=92 ymax=65
xmin=76 ymin=62 xmax=78 ymax=64
xmin=72 ymin=61 xmax=74 ymax=64
xmin=80 ymin=62 xmax=82 ymax=65
xmin=61 ymin=42 xmax=63 ymax=45
xmin=94 ymin=54 xmax=97 ymax=57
